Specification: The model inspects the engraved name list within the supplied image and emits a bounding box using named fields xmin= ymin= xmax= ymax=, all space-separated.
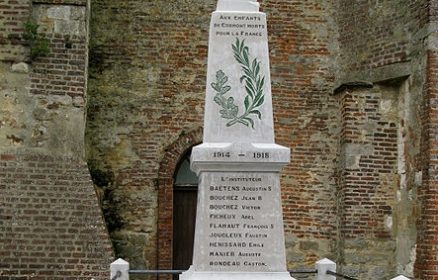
xmin=203 ymin=173 xmax=279 ymax=271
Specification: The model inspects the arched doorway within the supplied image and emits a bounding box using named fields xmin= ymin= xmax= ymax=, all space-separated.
xmin=157 ymin=127 xmax=202 ymax=277
xmin=172 ymin=148 xmax=198 ymax=275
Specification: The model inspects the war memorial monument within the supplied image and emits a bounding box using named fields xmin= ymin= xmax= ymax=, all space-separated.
xmin=182 ymin=0 xmax=294 ymax=279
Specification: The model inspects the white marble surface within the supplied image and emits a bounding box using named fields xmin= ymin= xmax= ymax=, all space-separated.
xmin=186 ymin=1 xmax=294 ymax=279
xmin=191 ymin=143 xmax=290 ymax=174
xmin=217 ymin=0 xmax=260 ymax=12
xmin=180 ymin=271 xmax=294 ymax=280
xmin=191 ymin=172 xmax=287 ymax=272
xmin=202 ymin=10 xmax=274 ymax=143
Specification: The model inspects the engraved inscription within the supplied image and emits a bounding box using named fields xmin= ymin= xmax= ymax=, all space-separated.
xmin=204 ymin=173 xmax=279 ymax=271
xmin=213 ymin=15 xmax=265 ymax=38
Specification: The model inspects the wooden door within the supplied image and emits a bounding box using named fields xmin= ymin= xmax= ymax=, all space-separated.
xmin=172 ymin=148 xmax=198 ymax=279
xmin=172 ymin=186 xmax=197 ymax=272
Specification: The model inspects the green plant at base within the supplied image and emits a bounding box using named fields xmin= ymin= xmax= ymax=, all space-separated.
xmin=23 ymin=20 xmax=50 ymax=59
xmin=212 ymin=38 xmax=265 ymax=129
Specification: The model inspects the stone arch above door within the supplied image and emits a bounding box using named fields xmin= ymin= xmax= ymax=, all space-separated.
xmin=157 ymin=127 xmax=202 ymax=274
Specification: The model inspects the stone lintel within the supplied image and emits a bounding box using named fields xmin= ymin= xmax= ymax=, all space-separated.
xmin=333 ymin=81 xmax=373 ymax=95
xmin=191 ymin=142 xmax=290 ymax=174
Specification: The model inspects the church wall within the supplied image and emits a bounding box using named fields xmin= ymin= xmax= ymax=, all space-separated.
xmin=0 ymin=0 xmax=114 ymax=279
xmin=87 ymin=0 xmax=341 ymax=273
xmin=262 ymin=0 xmax=340 ymax=271
xmin=86 ymin=0 xmax=214 ymax=269
xmin=417 ymin=49 xmax=438 ymax=280
xmin=0 ymin=0 xmax=30 ymax=62
xmin=335 ymin=84 xmax=402 ymax=279
xmin=87 ymin=0 xmax=437 ymax=279
xmin=416 ymin=2 xmax=438 ymax=277
xmin=0 ymin=154 xmax=113 ymax=279
xmin=1 ymin=0 xmax=89 ymax=158
xmin=2 ymin=0 xmax=437 ymax=279
xmin=336 ymin=0 xmax=433 ymax=279
xmin=337 ymin=0 xmax=426 ymax=82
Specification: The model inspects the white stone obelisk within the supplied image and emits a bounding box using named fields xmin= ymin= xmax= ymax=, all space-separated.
xmin=182 ymin=1 xmax=293 ymax=280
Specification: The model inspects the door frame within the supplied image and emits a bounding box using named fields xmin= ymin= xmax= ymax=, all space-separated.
xmin=157 ymin=127 xmax=202 ymax=276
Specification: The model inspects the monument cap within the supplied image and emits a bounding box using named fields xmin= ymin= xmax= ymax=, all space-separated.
xmin=217 ymin=0 xmax=260 ymax=12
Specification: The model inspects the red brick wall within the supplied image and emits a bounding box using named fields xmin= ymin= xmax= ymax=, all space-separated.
xmin=411 ymin=0 xmax=437 ymax=279
xmin=336 ymin=0 xmax=432 ymax=278
xmin=336 ymin=85 xmax=399 ymax=278
xmin=30 ymin=34 xmax=87 ymax=98
xmin=87 ymin=0 xmax=337 ymax=271
xmin=0 ymin=0 xmax=30 ymax=61
xmin=416 ymin=50 xmax=438 ymax=280
xmin=87 ymin=0 xmax=214 ymax=269
xmin=338 ymin=88 xmax=397 ymax=238
xmin=0 ymin=1 xmax=115 ymax=279
xmin=337 ymin=0 xmax=419 ymax=73
xmin=338 ymin=0 xmax=419 ymax=71
xmin=86 ymin=0 xmax=436 ymax=278
xmin=157 ymin=128 xmax=202 ymax=279
xmin=265 ymin=0 xmax=339 ymax=244
xmin=0 ymin=154 xmax=113 ymax=280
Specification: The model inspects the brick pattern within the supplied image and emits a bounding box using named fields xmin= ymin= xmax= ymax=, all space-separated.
xmin=337 ymin=0 xmax=418 ymax=73
xmin=339 ymin=88 xmax=397 ymax=238
xmin=84 ymin=0 xmax=436 ymax=278
xmin=157 ymin=128 xmax=202 ymax=279
xmin=335 ymin=0 xmax=434 ymax=278
xmin=87 ymin=0 xmax=338 ymax=271
xmin=87 ymin=0 xmax=214 ymax=269
xmin=416 ymin=50 xmax=438 ymax=280
xmin=0 ymin=1 xmax=115 ymax=279
xmin=0 ymin=0 xmax=435 ymax=278
xmin=30 ymin=34 xmax=87 ymax=98
xmin=29 ymin=2 xmax=88 ymax=99
xmin=0 ymin=0 xmax=30 ymax=61
xmin=265 ymin=0 xmax=339 ymax=242
xmin=0 ymin=153 xmax=114 ymax=280
xmin=336 ymin=86 xmax=399 ymax=278
xmin=32 ymin=0 xmax=87 ymax=5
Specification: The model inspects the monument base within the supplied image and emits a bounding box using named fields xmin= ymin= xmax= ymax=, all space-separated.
xmin=180 ymin=269 xmax=296 ymax=280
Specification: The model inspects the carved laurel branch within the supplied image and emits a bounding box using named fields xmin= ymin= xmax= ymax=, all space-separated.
xmin=211 ymin=38 xmax=265 ymax=129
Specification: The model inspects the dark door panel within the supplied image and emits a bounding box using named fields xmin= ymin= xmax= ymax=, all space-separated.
xmin=172 ymin=188 xmax=197 ymax=276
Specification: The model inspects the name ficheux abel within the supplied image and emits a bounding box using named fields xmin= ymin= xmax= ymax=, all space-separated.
xmin=214 ymin=15 xmax=266 ymax=37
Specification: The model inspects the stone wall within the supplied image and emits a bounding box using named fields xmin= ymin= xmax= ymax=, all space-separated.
xmin=86 ymin=0 xmax=214 ymax=269
xmin=1 ymin=1 xmax=89 ymax=158
xmin=334 ymin=0 xmax=428 ymax=278
xmin=0 ymin=0 xmax=30 ymax=62
xmin=417 ymin=42 xmax=438 ymax=280
xmin=87 ymin=0 xmax=438 ymax=278
xmin=87 ymin=0 xmax=340 ymax=273
xmin=263 ymin=0 xmax=340 ymax=270
xmin=1 ymin=0 xmax=437 ymax=279
xmin=335 ymin=84 xmax=401 ymax=278
xmin=0 ymin=154 xmax=113 ymax=279
xmin=0 ymin=0 xmax=114 ymax=279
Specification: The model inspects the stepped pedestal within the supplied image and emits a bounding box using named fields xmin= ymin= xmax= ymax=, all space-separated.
xmin=181 ymin=1 xmax=294 ymax=279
